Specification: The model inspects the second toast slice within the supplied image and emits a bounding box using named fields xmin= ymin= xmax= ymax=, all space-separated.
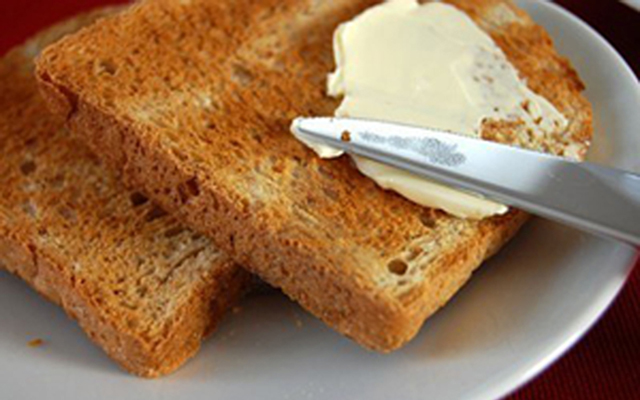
xmin=0 ymin=8 xmax=251 ymax=377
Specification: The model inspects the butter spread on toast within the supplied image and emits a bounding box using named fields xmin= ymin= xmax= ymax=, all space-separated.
xmin=293 ymin=0 xmax=568 ymax=219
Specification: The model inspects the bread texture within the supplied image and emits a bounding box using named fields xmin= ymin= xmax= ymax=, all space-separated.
xmin=0 ymin=8 xmax=251 ymax=377
xmin=36 ymin=0 xmax=592 ymax=351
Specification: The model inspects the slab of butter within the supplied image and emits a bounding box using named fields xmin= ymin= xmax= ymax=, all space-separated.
xmin=293 ymin=0 xmax=567 ymax=219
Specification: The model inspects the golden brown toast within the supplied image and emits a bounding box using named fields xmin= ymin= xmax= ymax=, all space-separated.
xmin=36 ymin=0 xmax=592 ymax=351
xmin=0 ymin=8 xmax=251 ymax=377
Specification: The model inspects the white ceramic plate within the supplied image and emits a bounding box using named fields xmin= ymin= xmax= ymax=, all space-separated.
xmin=1 ymin=1 xmax=638 ymax=399
xmin=621 ymin=0 xmax=640 ymax=12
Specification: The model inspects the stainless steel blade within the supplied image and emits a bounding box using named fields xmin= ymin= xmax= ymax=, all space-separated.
xmin=292 ymin=117 xmax=640 ymax=246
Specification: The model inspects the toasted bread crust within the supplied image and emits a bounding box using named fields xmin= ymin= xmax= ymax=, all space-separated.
xmin=36 ymin=0 xmax=592 ymax=351
xmin=0 ymin=233 xmax=248 ymax=377
xmin=1 ymin=9 xmax=251 ymax=377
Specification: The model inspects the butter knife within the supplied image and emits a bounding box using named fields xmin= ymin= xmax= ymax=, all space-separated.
xmin=292 ymin=117 xmax=640 ymax=246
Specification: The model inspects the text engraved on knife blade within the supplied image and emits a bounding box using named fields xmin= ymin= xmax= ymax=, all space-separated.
xmin=359 ymin=131 xmax=467 ymax=167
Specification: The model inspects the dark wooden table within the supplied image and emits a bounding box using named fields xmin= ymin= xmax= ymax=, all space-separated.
xmin=557 ymin=0 xmax=639 ymax=74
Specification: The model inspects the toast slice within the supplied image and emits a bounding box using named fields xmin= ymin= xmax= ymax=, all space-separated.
xmin=0 ymin=8 xmax=251 ymax=377
xmin=36 ymin=0 xmax=592 ymax=351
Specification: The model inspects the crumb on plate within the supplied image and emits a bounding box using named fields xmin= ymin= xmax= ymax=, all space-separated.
xmin=28 ymin=338 xmax=44 ymax=348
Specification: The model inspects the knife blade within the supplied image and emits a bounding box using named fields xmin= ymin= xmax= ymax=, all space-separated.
xmin=292 ymin=117 xmax=640 ymax=246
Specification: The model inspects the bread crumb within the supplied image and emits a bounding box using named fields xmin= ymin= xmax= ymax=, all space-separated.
xmin=340 ymin=130 xmax=351 ymax=142
xmin=28 ymin=338 xmax=45 ymax=348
